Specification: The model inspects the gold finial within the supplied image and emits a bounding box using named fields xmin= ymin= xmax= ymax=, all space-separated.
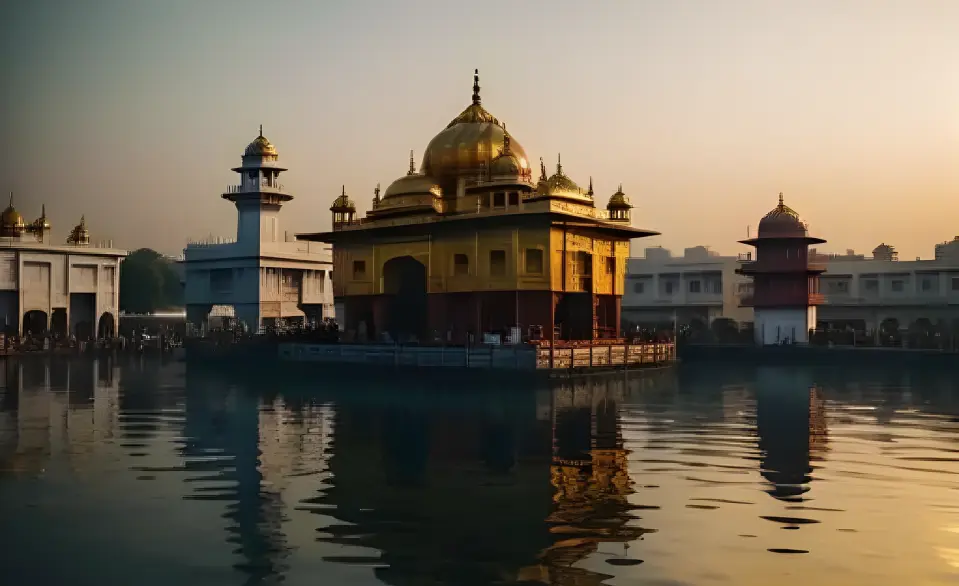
xmin=618 ymin=183 xmax=623 ymax=193
xmin=472 ymin=68 xmax=481 ymax=105
xmin=587 ymin=176 xmax=594 ymax=196
xmin=502 ymin=123 xmax=511 ymax=154
xmin=778 ymin=192 xmax=784 ymax=207
xmin=408 ymin=150 xmax=415 ymax=175
xmin=539 ymin=157 xmax=547 ymax=180
xmin=258 ymin=124 xmax=263 ymax=137
xmin=341 ymin=185 xmax=346 ymax=196
xmin=556 ymin=153 xmax=563 ymax=175
xmin=374 ymin=183 xmax=381 ymax=200
xmin=7 ymin=192 xmax=12 ymax=208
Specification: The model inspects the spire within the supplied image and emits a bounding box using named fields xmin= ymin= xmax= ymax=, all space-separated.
xmin=556 ymin=153 xmax=563 ymax=175
xmin=341 ymin=185 xmax=346 ymax=197
xmin=374 ymin=183 xmax=381 ymax=201
xmin=539 ymin=157 xmax=547 ymax=181
xmin=7 ymin=192 xmax=12 ymax=208
xmin=588 ymin=176 xmax=594 ymax=196
xmin=618 ymin=183 xmax=623 ymax=193
xmin=258 ymin=124 xmax=263 ymax=137
xmin=502 ymin=123 xmax=511 ymax=154
xmin=472 ymin=69 xmax=481 ymax=105
xmin=41 ymin=204 xmax=45 ymax=217
xmin=408 ymin=150 xmax=415 ymax=175
xmin=778 ymin=192 xmax=784 ymax=207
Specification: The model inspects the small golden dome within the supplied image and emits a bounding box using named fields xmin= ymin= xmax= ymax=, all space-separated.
xmin=384 ymin=174 xmax=442 ymax=199
xmin=488 ymin=126 xmax=530 ymax=179
xmin=537 ymin=155 xmax=592 ymax=204
xmin=757 ymin=192 xmax=807 ymax=237
xmin=607 ymin=185 xmax=631 ymax=209
xmin=420 ymin=70 xmax=529 ymax=189
xmin=244 ymin=126 xmax=278 ymax=157
xmin=330 ymin=185 xmax=356 ymax=211
xmin=384 ymin=151 xmax=443 ymax=200
xmin=1 ymin=194 xmax=25 ymax=237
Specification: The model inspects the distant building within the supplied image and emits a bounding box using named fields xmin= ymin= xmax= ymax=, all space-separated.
xmin=622 ymin=245 xmax=753 ymax=327
xmin=0 ymin=196 xmax=125 ymax=337
xmin=935 ymin=237 xmax=959 ymax=261
xmin=182 ymin=128 xmax=333 ymax=333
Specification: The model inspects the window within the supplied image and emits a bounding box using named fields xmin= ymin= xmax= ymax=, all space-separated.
xmin=453 ymin=254 xmax=469 ymax=276
xmin=352 ymin=260 xmax=366 ymax=279
xmin=509 ymin=192 xmax=519 ymax=206
xmin=634 ymin=282 xmax=645 ymax=294
xmin=493 ymin=192 xmax=506 ymax=207
xmin=606 ymin=257 xmax=615 ymax=275
xmin=525 ymin=248 xmax=543 ymax=274
xmin=952 ymin=277 xmax=959 ymax=291
xmin=863 ymin=279 xmax=879 ymax=292
xmin=689 ymin=280 xmax=701 ymax=293
xmin=921 ymin=278 xmax=934 ymax=292
xmin=891 ymin=279 xmax=905 ymax=292
xmin=490 ymin=250 xmax=507 ymax=276
xmin=665 ymin=281 xmax=675 ymax=295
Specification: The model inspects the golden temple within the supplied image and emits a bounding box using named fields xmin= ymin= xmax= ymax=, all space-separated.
xmin=300 ymin=70 xmax=659 ymax=345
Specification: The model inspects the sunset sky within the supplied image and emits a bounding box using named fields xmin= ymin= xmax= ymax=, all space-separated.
xmin=4 ymin=0 xmax=958 ymax=258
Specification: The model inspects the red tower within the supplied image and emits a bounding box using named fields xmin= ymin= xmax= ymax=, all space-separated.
xmin=737 ymin=193 xmax=826 ymax=345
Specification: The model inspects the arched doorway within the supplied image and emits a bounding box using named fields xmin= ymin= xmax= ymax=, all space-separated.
xmin=382 ymin=256 xmax=427 ymax=342
xmin=97 ymin=312 xmax=116 ymax=338
xmin=22 ymin=310 xmax=48 ymax=336
xmin=50 ymin=308 xmax=68 ymax=337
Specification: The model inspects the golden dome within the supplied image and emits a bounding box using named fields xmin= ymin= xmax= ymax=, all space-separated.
xmin=1 ymin=194 xmax=24 ymax=237
xmin=330 ymin=185 xmax=356 ymax=211
xmin=488 ymin=126 xmax=531 ymax=180
xmin=420 ymin=70 xmax=529 ymax=189
xmin=244 ymin=126 xmax=277 ymax=157
xmin=384 ymin=151 xmax=443 ymax=199
xmin=607 ymin=185 xmax=631 ymax=209
xmin=537 ymin=155 xmax=592 ymax=204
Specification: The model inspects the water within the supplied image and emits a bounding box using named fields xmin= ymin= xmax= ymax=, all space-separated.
xmin=1 ymin=357 xmax=959 ymax=586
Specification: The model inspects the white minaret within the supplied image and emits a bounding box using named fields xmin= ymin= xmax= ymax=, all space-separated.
xmin=223 ymin=126 xmax=292 ymax=247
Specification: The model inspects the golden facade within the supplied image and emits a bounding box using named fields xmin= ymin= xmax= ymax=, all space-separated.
xmin=301 ymin=70 xmax=658 ymax=344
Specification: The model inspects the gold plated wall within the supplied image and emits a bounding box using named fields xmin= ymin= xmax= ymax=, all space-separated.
xmin=332 ymin=225 xmax=627 ymax=298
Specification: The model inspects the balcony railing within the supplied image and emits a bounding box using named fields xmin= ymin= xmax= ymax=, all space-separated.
xmin=226 ymin=183 xmax=286 ymax=194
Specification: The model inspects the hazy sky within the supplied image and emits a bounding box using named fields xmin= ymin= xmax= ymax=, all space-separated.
xmin=3 ymin=0 xmax=958 ymax=258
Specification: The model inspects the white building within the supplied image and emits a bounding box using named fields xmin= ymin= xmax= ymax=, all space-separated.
xmin=622 ymin=246 xmax=753 ymax=327
xmin=0 ymin=198 xmax=125 ymax=338
xmin=182 ymin=128 xmax=333 ymax=332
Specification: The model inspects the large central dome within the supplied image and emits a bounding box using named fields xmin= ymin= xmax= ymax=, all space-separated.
xmin=420 ymin=70 xmax=529 ymax=190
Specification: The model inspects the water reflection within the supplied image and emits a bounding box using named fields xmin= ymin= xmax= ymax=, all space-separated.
xmin=1 ymin=358 xmax=959 ymax=585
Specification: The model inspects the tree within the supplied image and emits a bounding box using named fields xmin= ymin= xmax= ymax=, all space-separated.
xmin=119 ymin=248 xmax=183 ymax=313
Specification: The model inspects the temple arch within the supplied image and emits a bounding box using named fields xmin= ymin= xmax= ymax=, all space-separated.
xmin=97 ymin=312 xmax=116 ymax=338
xmin=382 ymin=256 xmax=427 ymax=342
xmin=22 ymin=310 xmax=48 ymax=336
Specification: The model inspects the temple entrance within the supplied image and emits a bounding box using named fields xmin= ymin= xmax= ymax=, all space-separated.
xmin=554 ymin=293 xmax=594 ymax=341
xmin=22 ymin=310 xmax=48 ymax=336
xmin=97 ymin=312 xmax=116 ymax=338
xmin=382 ymin=256 xmax=427 ymax=343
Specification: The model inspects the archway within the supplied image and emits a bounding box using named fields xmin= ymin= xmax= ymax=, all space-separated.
xmin=97 ymin=312 xmax=116 ymax=338
xmin=22 ymin=310 xmax=48 ymax=336
xmin=382 ymin=256 xmax=427 ymax=342
xmin=50 ymin=308 xmax=68 ymax=337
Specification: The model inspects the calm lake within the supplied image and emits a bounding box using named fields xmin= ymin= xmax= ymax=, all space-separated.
xmin=1 ymin=356 xmax=958 ymax=586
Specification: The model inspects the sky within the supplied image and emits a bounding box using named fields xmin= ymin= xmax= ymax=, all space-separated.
xmin=3 ymin=0 xmax=958 ymax=259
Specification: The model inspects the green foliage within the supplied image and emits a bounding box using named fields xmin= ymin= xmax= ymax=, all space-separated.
xmin=119 ymin=248 xmax=183 ymax=314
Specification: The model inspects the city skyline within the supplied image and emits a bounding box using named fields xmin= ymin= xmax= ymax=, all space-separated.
xmin=4 ymin=0 xmax=958 ymax=259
